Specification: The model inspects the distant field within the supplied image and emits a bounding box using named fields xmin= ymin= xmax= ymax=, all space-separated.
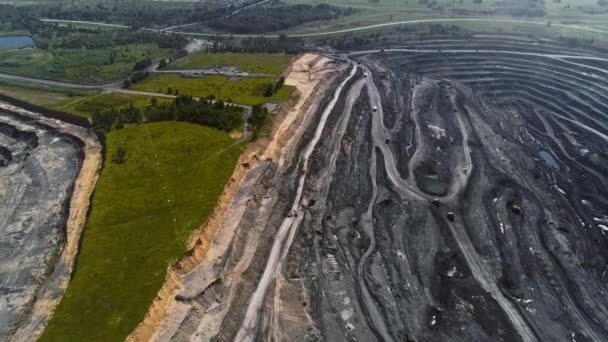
xmin=39 ymin=121 xmax=244 ymax=342
xmin=166 ymin=52 xmax=292 ymax=76
xmin=0 ymin=44 xmax=170 ymax=83
xmin=131 ymin=74 xmax=294 ymax=105
xmin=278 ymin=0 xmax=608 ymax=36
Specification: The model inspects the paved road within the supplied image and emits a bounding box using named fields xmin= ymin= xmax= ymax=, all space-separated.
xmin=290 ymin=18 xmax=608 ymax=37
xmin=40 ymin=19 xmax=130 ymax=29
xmin=3 ymin=43 xmax=605 ymax=147
xmin=41 ymin=18 xmax=608 ymax=38
xmin=3 ymin=45 xmax=605 ymax=93
xmin=0 ymin=62 xmax=272 ymax=92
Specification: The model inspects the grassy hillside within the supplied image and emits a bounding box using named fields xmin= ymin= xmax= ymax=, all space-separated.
xmin=166 ymin=52 xmax=292 ymax=76
xmin=131 ymin=74 xmax=294 ymax=105
xmin=40 ymin=122 xmax=244 ymax=342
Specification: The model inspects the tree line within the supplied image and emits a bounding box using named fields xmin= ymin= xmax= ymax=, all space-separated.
xmin=92 ymin=96 xmax=243 ymax=133
xmin=1 ymin=1 xmax=229 ymax=30
xmin=248 ymin=103 xmax=270 ymax=138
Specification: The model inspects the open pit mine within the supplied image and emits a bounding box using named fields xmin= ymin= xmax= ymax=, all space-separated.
xmin=133 ymin=36 xmax=608 ymax=342
xmin=4 ymin=34 xmax=608 ymax=342
xmin=0 ymin=104 xmax=100 ymax=341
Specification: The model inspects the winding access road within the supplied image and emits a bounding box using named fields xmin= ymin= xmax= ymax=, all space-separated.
xmin=356 ymin=55 xmax=536 ymax=342
xmin=233 ymin=63 xmax=359 ymax=342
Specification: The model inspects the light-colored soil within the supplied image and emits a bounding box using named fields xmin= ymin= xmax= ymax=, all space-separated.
xmin=0 ymin=102 xmax=102 ymax=342
xmin=262 ymin=53 xmax=334 ymax=163
xmin=126 ymin=53 xmax=339 ymax=342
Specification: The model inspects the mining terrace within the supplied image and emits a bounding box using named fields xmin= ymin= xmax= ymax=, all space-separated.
xmin=133 ymin=36 xmax=608 ymax=342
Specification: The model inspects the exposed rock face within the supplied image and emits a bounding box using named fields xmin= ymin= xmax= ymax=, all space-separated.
xmin=136 ymin=39 xmax=608 ymax=342
xmin=0 ymin=110 xmax=83 ymax=340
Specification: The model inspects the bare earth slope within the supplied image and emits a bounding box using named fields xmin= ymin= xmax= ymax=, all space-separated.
xmin=0 ymin=103 xmax=101 ymax=342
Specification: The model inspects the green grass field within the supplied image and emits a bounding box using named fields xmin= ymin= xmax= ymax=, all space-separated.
xmin=0 ymin=44 xmax=169 ymax=83
xmin=131 ymin=74 xmax=294 ymax=106
xmin=166 ymin=52 xmax=292 ymax=76
xmin=40 ymin=121 xmax=244 ymax=342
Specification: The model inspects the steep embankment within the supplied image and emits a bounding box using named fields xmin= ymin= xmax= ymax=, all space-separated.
xmin=0 ymin=103 xmax=101 ymax=342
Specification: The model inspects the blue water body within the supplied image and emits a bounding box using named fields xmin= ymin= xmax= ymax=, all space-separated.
xmin=539 ymin=150 xmax=559 ymax=170
xmin=0 ymin=36 xmax=34 ymax=49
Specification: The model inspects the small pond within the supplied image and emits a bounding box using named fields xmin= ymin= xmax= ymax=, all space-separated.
xmin=0 ymin=36 xmax=34 ymax=49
